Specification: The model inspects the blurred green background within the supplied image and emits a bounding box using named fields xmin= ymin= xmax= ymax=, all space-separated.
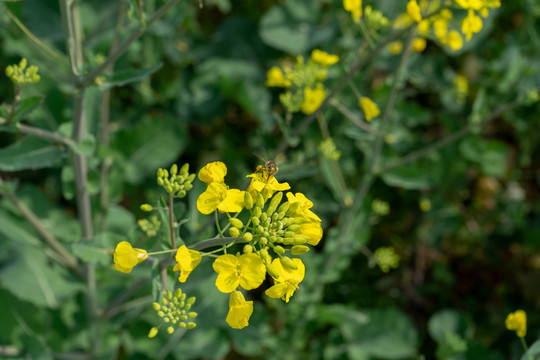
xmin=1 ymin=0 xmax=540 ymax=359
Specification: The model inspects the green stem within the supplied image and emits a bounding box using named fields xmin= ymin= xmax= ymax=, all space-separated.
xmin=330 ymin=99 xmax=379 ymax=135
xmin=80 ymin=0 xmax=181 ymax=86
xmin=521 ymin=337 xmax=533 ymax=360
xmin=169 ymin=194 xmax=176 ymax=249
xmin=191 ymin=237 xmax=242 ymax=251
xmin=5 ymin=86 xmax=22 ymax=124
xmin=16 ymin=123 xmax=76 ymax=147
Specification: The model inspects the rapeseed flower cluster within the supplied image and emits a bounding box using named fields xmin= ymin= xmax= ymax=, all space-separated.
xmin=266 ymin=49 xmax=339 ymax=115
xmin=112 ymin=161 xmax=322 ymax=330
xmin=5 ymin=58 xmax=40 ymax=85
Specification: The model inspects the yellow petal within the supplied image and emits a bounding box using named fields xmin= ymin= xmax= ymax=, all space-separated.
xmin=237 ymin=254 xmax=266 ymax=290
xmin=197 ymin=182 xmax=227 ymax=214
xmin=198 ymin=161 xmax=227 ymax=184
xmin=226 ymin=291 xmax=254 ymax=329
xmin=217 ymin=189 xmax=245 ymax=213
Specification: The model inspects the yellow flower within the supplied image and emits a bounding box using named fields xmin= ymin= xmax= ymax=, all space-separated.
xmin=286 ymin=192 xmax=321 ymax=222
xmin=505 ymin=310 xmax=527 ymax=338
xmin=461 ymin=9 xmax=483 ymax=41
xmin=433 ymin=18 xmax=449 ymax=40
xmin=226 ymin=290 xmax=254 ymax=329
xmin=387 ymin=41 xmax=404 ymax=55
xmin=213 ymin=253 xmax=266 ymax=293
xmin=113 ymin=241 xmax=148 ymax=273
xmin=301 ymin=84 xmax=326 ymax=115
xmin=311 ymin=49 xmax=340 ymax=67
xmin=412 ymin=37 xmax=427 ymax=52
xmin=343 ymin=0 xmax=362 ymax=22
xmin=198 ymin=161 xmax=227 ymax=184
xmin=265 ymin=258 xmax=305 ymax=302
xmin=265 ymin=66 xmax=292 ymax=87
xmin=172 ymin=245 xmax=202 ymax=282
xmin=247 ymin=171 xmax=290 ymax=200
xmin=359 ymin=97 xmax=380 ymax=121
xmin=406 ymin=0 xmax=422 ymax=22
xmin=197 ymin=182 xmax=245 ymax=214
xmin=300 ymin=221 xmax=323 ymax=246
xmin=445 ymin=30 xmax=463 ymax=51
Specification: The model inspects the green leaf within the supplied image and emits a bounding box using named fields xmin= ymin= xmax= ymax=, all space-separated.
xmin=521 ymin=339 xmax=540 ymax=360
xmin=428 ymin=309 xmax=474 ymax=343
xmin=259 ymin=0 xmax=332 ymax=54
xmin=0 ymin=137 xmax=65 ymax=171
xmin=0 ymin=246 xmax=82 ymax=308
xmin=337 ymin=308 xmax=419 ymax=359
xmin=71 ymin=135 xmax=96 ymax=156
xmin=98 ymin=63 xmax=163 ymax=90
xmin=12 ymin=95 xmax=45 ymax=123
xmin=71 ymin=243 xmax=111 ymax=265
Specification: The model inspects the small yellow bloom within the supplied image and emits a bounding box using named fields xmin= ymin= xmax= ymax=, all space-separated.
xmin=359 ymin=97 xmax=380 ymax=122
xmin=461 ymin=9 xmax=483 ymax=41
xmin=310 ymin=49 xmax=340 ymax=67
xmin=406 ymin=0 xmax=422 ymax=22
xmin=300 ymin=221 xmax=323 ymax=246
xmin=213 ymin=253 xmax=266 ymax=293
xmin=113 ymin=241 xmax=148 ymax=273
xmin=286 ymin=192 xmax=321 ymax=222
xmin=226 ymin=290 xmax=254 ymax=329
xmin=445 ymin=30 xmax=463 ymax=51
xmin=197 ymin=182 xmax=245 ymax=214
xmin=198 ymin=161 xmax=227 ymax=184
xmin=412 ymin=37 xmax=427 ymax=52
xmin=301 ymin=84 xmax=326 ymax=115
xmin=265 ymin=66 xmax=292 ymax=87
xmin=343 ymin=0 xmax=362 ymax=22
xmin=265 ymin=258 xmax=305 ymax=302
xmin=387 ymin=41 xmax=404 ymax=55
xmin=247 ymin=171 xmax=290 ymax=200
xmin=505 ymin=310 xmax=527 ymax=338
xmin=172 ymin=245 xmax=202 ymax=282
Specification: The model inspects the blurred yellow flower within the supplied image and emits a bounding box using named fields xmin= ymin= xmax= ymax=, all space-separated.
xmin=213 ymin=253 xmax=266 ymax=293
xmin=311 ymin=49 xmax=340 ymax=67
xmin=445 ymin=30 xmax=463 ymax=51
xmin=198 ymin=161 xmax=227 ymax=184
xmin=461 ymin=9 xmax=483 ymax=40
xmin=406 ymin=0 xmax=422 ymax=22
xmin=301 ymin=84 xmax=326 ymax=115
xmin=505 ymin=310 xmax=527 ymax=338
xmin=113 ymin=241 xmax=148 ymax=273
xmin=172 ymin=245 xmax=202 ymax=282
xmin=412 ymin=37 xmax=427 ymax=52
xmin=387 ymin=41 xmax=404 ymax=55
xmin=265 ymin=66 xmax=291 ymax=87
xmin=226 ymin=290 xmax=253 ymax=329
xmin=343 ymin=0 xmax=362 ymax=22
xmin=265 ymin=258 xmax=305 ymax=302
xmin=359 ymin=97 xmax=380 ymax=121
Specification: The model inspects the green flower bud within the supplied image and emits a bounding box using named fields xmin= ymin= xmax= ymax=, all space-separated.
xmin=187 ymin=322 xmax=197 ymax=329
xmin=180 ymin=163 xmax=189 ymax=175
xmin=293 ymin=235 xmax=308 ymax=244
xmin=177 ymin=190 xmax=187 ymax=198
xmin=161 ymin=298 xmax=168 ymax=305
xmin=152 ymin=302 xmax=161 ymax=311
xmin=294 ymin=217 xmax=306 ymax=224
xmin=184 ymin=183 xmax=193 ymax=191
xmin=277 ymin=202 xmax=290 ymax=214
xmin=260 ymin=237 xmax=268 ymax=245
xmin=186 ymin=297 xmax=196 ymax=305
xmin=287 ymin=224 xmax=301 ymax=232
xmin=283 ymin=237 xmax=293 ymax=245
xmin=157 ymin=177 xmax=164 ymax=186
xmin=229 ymin=218 xmax=243 ymax=229
xmin=266 ymin=192 xmax=283 ymax=216
xmin=284 ymin=231 xmax=296 ymax=237
xmin=254 ymin=207 xmax=262 ymax=218
xmin=273 ymin=245 xmax=285 ymax=255
xmin=188 ymin=312 xmax=198 ymax=318
xmin=256 ymin=193 xmax=265 ymax=208
xmin=164 ymin=317 xmax=170 ymax=323
xmin=260 ymin=248 xmax=269 ymax=258
xmin=291 ymin=245 xmax=310 ymax=255
xmin=167 ymin=326 xmax=174 ymax=334
xmin=287 ymin=202 xmax=299 ymax=215
xmin=280 ymin=256 xmax=298 ymax=270
xmin=243 ymin=232 xmax=253 ymax=242
xmin=179 ymin=322 xmax=187 ymax=328
xmin=265 ymin=262 xmax=280 ymax=279
xmin=252 ymin=217 xmax=260 ymax=226
xmin=187 ymin=173 xmax=196 ymax=182
xmin=157 ymin=311 xmax=165 ymax=317
xmin=244 ymin=192 xmax=254 ymax=209
xmin=5 ymin=65 xmax=13 ymax=77
xmin=170 ymin=164 xmax=178 ymax=176
xmin=167 ymin=291 xmax=173 ymax=300
xmin=141 ymin=204 xmax=153 ymax=212
xmin=229 ymin=227 xmax=241 ymax=238
xmin=261 ymin=213 xmax=268 ymax=222
xmin=148 ymin=327 xmax=158 ymax=338
xmin=243 ymin=244 xmax=253 ymax=254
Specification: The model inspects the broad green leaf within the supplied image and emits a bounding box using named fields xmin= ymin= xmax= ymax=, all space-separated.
xmin=0 ymin=246 xmax=82 ymax=308
xmin=521 ymin=339 xmax=540 ymax=360
xmin=0 ymin=208 xmax=41 ymax=247
xmin=338 ymin=308 xmax=419 ymax=359
xmin=98 ymin=63 xmax=163 ymax=90
xmin=428 ymin=310 xmax=474 ymax=343
xmin=71 ymin=242 xmax=111 ymax=265
xmin=0 ymin=137 xmax=65 ymax=171
xmin=12 ymin=95 xmax=45 ymax=123
xmin=259 ymin=0 xmax=332 ymax=54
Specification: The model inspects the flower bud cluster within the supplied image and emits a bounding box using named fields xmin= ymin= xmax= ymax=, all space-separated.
xmin=157 ymin=163 xmax=195 ymax=198
xmin=137 ymin=216 xmax=161 ymax=237
xmin=5 ymin=58 xmax=40 ymax=85
xmin=234 ymin=192 xmax=311 ymax=276
xmin=148 ymin=288 xmax=197 ymax=337
xmin=373 ymin=247 xmax=400 ymax=273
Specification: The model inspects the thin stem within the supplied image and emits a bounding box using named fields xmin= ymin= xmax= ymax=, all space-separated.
xmin=80 ymin=0 xmax=181 ymax=86
xmin=520 ymin=337 xmax=533 ymax=360
xmin=191 ymin=237 xmax=242 ymax=251
xmin=17 ymin=123 xmax=76 ymax=147
xmin=330 ymin=99 xmax=379 ymax=135
xmin=168 ymin=194 xmax=176 ymax=249
xmin=5 ymin=86 xmax=22 ymax=124
xmin=4 ymin=6 xmax=69 ymax=67
xmin=0 ymin=179 xmax=82 ymax=276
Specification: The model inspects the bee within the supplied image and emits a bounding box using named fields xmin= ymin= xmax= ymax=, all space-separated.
xmin=254 ymin=152 xmax=280 ymax=179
